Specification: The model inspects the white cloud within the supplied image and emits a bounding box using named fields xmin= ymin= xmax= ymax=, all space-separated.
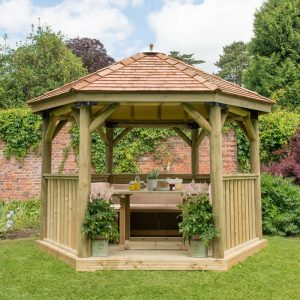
xmin=148 ymin=0 xmax=265 ymax=72
xmin=0 ymin=0 xmax=134 ymax=56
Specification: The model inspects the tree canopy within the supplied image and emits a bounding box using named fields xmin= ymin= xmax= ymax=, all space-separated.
xmin=0 ymin=26 xmax=86 ymax=108
xmin=169 ymin=51 xmax=204 ymax=65
xmin=66 ymin=37 xmax=115 ymax=73
xmin=215 ymin=41 xmax=249 ymax=85
xmin=244 ymin=0 xmax=300 ymax=111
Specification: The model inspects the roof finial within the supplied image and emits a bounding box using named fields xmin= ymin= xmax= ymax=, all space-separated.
xmin=149 ymin=43 xmax=154 ymax=51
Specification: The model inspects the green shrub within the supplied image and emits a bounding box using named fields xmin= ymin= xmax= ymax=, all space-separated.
xmin=0 ymin=199 xmax=40 ymax=234
xmin=261 ymin=173 xmax=300 ymax=236
xmin=232 ymin=111 xmax=300 ymax=171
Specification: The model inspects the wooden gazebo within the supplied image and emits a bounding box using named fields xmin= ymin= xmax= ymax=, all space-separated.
xmin=28 ymin=52 xmax=274 ymax=271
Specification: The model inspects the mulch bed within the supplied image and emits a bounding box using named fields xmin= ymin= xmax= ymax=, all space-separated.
xmin=0 ymin=229 xmax=40 ymax=240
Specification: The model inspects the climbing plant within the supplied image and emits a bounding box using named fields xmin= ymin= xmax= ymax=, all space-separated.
xmin=71 ymin=125 xmax=176 ymax=173
xmin=0 ymin=108 xmax=42 ymax=159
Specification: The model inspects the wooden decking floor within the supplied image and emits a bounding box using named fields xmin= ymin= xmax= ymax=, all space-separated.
xmin=37 ymin=238 xmax=267 ymax=271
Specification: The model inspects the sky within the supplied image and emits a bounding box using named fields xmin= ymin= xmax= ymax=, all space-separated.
xmin=0 ymin=0 xmax=265 ymax=72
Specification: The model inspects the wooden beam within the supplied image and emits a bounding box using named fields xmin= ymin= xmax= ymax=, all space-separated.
xmin=71 ymin=107 xmax=80 ymax=127
xmin=105 ymin=128 xmax=114 ymax=174
xmin=173 ymin=128 xmax=192 ymax=147
xmin=52 ymin=120 xmax=68 ymax=140
xmin=77 ymin=105 xmax=92 ymax=258
xmin=97 ymin=127 xmax=109 ymax=146
xmin=109 ymin=121 xmax=195 ymax=129
xmin=182 ymin=103 xmax=212 ymax=133
xmin=243 ymin=116 xmax=256 ymax=141
xmin=221 ymin=110 xmax=228 ymax=127
xmin=40 ymin=114 xmax=52 ymax=239
xmin=228 ymin=106 xmax=250 ymax=117
xmin=195 ymin=129 xmax=208 ymax=147
xmin=89 ymin=103 xmax=119 ymax=133
xmin=191 ymin=128 xmax=199 ymax=175
xmin=235 ymin=120 xmax=250 ymax=139
xmin=250 ymin=118 xmax=262 ymax=239
xmin=50 ymin=105 xmax=72 ymax=117
xmin=209 ymin=104 xmax=225 ymax=259
xmin=45 ymin=117 xmax=58 ymax=142
xmin=113 ymin=128 xmax=132 ymax=146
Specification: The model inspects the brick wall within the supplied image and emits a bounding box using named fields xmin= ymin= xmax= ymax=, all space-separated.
xmin=0 ymin=126 xmax=237 ymax=201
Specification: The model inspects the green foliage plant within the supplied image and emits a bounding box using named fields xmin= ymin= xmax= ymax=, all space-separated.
xmin=178 ymin=193 xmax=219 ymax=246
xmin=261 ymin=173 xmax=300 ymax=236
xmin=147 ymin=169 xmax=160 ymax=180
xmin=0 ymin=24 xmax=86 ymax=108
xmin=169 ymin=51 xmax=205 ymax=65
xmin=0 ymin=108 xmax=42 ymax=159
xmin=83 ymin=197 xmax=118 ymax=241
xmin=244 ymin=0 xmax=300 ymax=111
xmin=215 ymin=41 xmax=249 ymax=85
xmin=0 ymin=199 xmax=40 ymax=234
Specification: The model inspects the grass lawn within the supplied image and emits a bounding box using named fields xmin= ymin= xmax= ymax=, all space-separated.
xmin=0 ymin=237 xmax=299 ymax=299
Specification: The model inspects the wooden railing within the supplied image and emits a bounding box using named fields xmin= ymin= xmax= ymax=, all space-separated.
xmin=44 ymin=174 xmax=78 ymax=251
xmin=223 ymin=174 xmax=258 ymax=250
xmin=92 ymin=173 xmax=210 ymax=184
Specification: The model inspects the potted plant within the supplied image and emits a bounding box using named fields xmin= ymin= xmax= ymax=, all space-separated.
xmin=178 ymin=193 xmax=219 ymax=257
xmin=83 ymin=196 xmax=118 ymax=257
xmin=147 ymin=169 xmax=160 ymax=191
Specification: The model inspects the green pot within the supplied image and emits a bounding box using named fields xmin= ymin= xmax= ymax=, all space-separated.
xmin=92 ymin=239 xmax=109 ymax=257
xmin=190 ymin=240 xmax=208 ymax=258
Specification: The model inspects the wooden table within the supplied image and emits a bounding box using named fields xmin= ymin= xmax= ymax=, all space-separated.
xmin=113 ymin=189 xmax=184 ymax=250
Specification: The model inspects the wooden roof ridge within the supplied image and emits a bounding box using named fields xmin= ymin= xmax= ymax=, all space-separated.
xmin=159 ymin=53 xmax=275 ymax=104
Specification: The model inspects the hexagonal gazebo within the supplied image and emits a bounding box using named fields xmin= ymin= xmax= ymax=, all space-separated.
xmin=28 ymin=51 xmax=274 ymax=271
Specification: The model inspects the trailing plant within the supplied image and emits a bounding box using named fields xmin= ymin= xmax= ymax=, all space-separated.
xmin=261 ymin=173 xmax=300 ymax=236
xmin=83 ymin=197 xmax=118 ymax=241
xmin=178 ymin=193 xmax=219 ymax=246
xmin=0 ymin=108 xmax=42 ymax=159
xmin=58 ymin=144 xmax=71 ymax=174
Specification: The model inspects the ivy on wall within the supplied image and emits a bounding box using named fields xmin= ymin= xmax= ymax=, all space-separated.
xmin=71 ymin=126 xmax=176 ymax=173
xmin=0 ymin=109 xmax=42 ymax=159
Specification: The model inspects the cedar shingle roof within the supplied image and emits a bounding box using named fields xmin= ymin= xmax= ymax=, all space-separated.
xmin=28 ymin=52 xmax=274 ymax=104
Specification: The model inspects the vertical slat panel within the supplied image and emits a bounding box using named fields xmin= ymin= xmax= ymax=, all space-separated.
xmin=241 ymin=179 xmax=246 ymax=243
xmin=229 ymin=180 xmax=235 ymax=248
xmin=225 ymin=181 xmax=230 ymax=250
xmin=46 ymin=179 xmax=50 ymax=239
xmin=245 ymin=180 xmax=250 ymax=242
xmin=57 ymin=179 xmax=61 ymax=244
xmin=67 ymin=180 xmax=72 ymax=248
xmin=65 ymin=180 xmax=69 ymax=247
xmin=252 ymin=179 xmax=256 ymax=239
xmin=233 ymin=179 xmax=238 ymax=246
xmin=53 ymin=179 xmax=57 ymax=242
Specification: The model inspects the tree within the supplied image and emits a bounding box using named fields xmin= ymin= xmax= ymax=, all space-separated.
xmin=0 ymin=25 xmax=86 ymax=108
xmin=243 ymin=0 xmax=300 ymax=111
xmin=66 ymin=38 xmax=115 ymax=73
xmin=169 ymin=51 xmax=204 ymax=65
xmin=215 ymin=41 xmax=249 ymax=85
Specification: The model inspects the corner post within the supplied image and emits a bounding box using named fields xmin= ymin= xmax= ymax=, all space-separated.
xmin=77 ymin=104 xmax=92 ymax=257
xmin=41 ymin=112 xmax=52 ymax=240
xmin=209 ymin=104 xmax=225 ymax=258
xmin=250 ymin=114 xmax=262 ymax=239
xmin=191 ymin=128 xmax=199 ymax=176
xmin=105 ymin=127 xmax=114 ymax=174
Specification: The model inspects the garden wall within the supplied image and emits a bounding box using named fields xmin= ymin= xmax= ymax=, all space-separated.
xmin=0 ymin=125 xmax=237 ymax=200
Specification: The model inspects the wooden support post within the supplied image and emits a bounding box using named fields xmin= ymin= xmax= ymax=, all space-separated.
xmin=191 ymin=128 xmax=199 ymax=175
xmin=209 ymin=104 xmax=225 ymax=259
xmin=250 ymin=117 xmax=262 ymax=239
xmin=89 ymin=103 xmax=119 ymax=133
xmin=52 ymin=119 xmax=68 ymax=140
xmin=173 ymin=127 xmax=192 ymax=147
xmin=119 ymin=196 xmax=126 ymax=250
xmin=77 ymin=105 xmax=92 ymax=258
xmin=182 ymin=103 xmax=212 ymax=133
xmin=105 ymin=127 xmax=114 ymax=174
xmin=40 ymin=113 xmax=52 ymax=239
xmin=125 ymin=195 xmax=130 ymax=240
